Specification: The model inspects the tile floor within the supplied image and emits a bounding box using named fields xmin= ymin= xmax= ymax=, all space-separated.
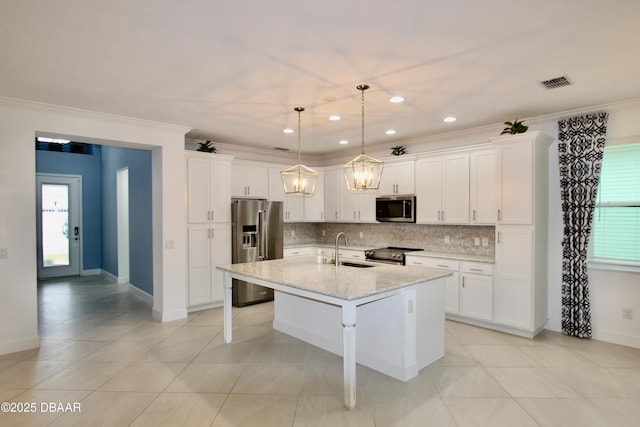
xmin=1 ymin=275 xmax=640 ymax=426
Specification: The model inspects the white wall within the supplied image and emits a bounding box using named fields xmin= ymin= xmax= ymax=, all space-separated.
xmin=0 ymin=98 xmax=190 ymax=355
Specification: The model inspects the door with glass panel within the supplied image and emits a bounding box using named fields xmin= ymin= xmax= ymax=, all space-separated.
xmin=36 ymin=174 xmax=81 ymax=278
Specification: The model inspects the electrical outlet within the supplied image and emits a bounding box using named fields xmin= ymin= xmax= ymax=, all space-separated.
xmin=164 ymin=240 xmax=174 ymax=250
xmin=359 ymin=231 xmax=364 ymax=238
xmin=0 ymin=248 xmax=7 ymax=259
xmin=291 ymin=230 xmax=295 ymax=238
xmin=482 ymin=237 xmax=489 ymax=247
xmin=444 ymin=235 xmax=450 ymax=244
xmin=474 ymin=237 xmax=480 ymax=246
xmin=623 ymin=308 xmax=633 ymax=320
xmin=322 ymin=230 xmax=326 ymax=237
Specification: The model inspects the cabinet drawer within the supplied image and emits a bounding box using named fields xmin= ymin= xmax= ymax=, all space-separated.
xmin=284 ymin=247 xmax=313 ymax=257
xmin=338 ymin=249 xmax=365 ymax=260
xmin=405 ymin=256 xmax=459 ymax=271
xmin=461 ymin=262 xmax=493 ymax=275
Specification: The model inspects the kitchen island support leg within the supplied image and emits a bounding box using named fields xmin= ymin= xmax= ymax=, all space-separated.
xmin=224 ymin=272 xmax=233 ymax=343
xmin=342 ymin=303 xmax=357 ymax=410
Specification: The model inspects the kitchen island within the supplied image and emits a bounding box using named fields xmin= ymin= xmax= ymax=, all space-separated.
xmin=216 ymin=257 xmax=450 ymax=409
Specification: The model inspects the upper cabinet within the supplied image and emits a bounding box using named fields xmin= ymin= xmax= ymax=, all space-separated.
xmin=186 ymin=153 xmax=233 ymax=224
xmin=304 ymin=169 xmax=325 ymax=222
xmin=469 ymin=148 xmax=496 ymax=224
xmin=324 ymin=168 xmax=341 ymax=222
xmin=231 ymin=161 xmax=269 ymax=199
xmin=491 ymin=131 xmax=553 ymax=225
xmin=267 ymin=165 xmax=324 ymax=222
xmin=378 ymin=160 xmax=415 ymax=196
xmin=416 ymin=153 xmax=469 ymax=224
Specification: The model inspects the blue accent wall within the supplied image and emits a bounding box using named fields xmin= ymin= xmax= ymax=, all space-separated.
xmin=101 ymin=146 xmax=153 ymax=295
xmin=36 ymin=147 xmax=103 ymax=270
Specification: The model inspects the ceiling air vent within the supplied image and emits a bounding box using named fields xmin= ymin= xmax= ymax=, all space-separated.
xmin=540 ymin=76 xmax=572 ymax=90
xmin=274 ymin=147 xmax=290 ymax=151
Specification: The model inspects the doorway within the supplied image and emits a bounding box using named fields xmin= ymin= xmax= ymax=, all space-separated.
xmin=36 ymin=174 xmax=82 ymax=278
xmin=117 ymin=167 xmax=130 ymax=284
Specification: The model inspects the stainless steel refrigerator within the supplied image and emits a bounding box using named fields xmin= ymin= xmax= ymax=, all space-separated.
xmin=231 ymin=199 xmax=283 ymax=306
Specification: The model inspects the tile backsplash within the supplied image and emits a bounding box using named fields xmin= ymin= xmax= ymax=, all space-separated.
xmin=284 ymin=222 xmax=495 ymax=257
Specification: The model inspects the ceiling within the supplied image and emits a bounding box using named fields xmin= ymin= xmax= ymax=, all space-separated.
xmin=2 ymin=1 xmax=640 ymax=155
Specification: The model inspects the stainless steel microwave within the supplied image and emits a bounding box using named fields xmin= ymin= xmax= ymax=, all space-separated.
xmin=376 ymin=196 xmax=416 ymax=223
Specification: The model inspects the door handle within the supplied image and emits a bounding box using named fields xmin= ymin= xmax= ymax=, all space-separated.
xmin=74 ymin=227 xmax=79 ymax=240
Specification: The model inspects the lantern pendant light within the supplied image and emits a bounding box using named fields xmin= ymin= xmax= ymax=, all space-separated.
xmin=281 ymin=107 xmax=318 ymax=195
xmin=343 ymin=84 xmax=384 ymax=191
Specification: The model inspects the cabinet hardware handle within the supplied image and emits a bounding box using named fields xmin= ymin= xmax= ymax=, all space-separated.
xmin=470 ymin=268 xmax=482 ymax=271
xmin=497 ymin=232 xmax=501 ymax=243
xmin=442 ymin=211 xmax=445 ymax=221
xmin=211 ymin=228 xmax=214 ymax=239
xmin=497 ymin=209 xmax=502 ymax=221
xmin=462 ymin=277 xmax=465 ymax=287
xmin=412 ymin=261 xmax=421 ymax=265
xmin=437 ymin=264 xmax=448 ymax=268
xmin=473 ymin=210 xmax=476 ymax=221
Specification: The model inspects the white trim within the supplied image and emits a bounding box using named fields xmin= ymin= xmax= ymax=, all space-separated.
xmin=129 ymin=284 xmax=153 ymax=305
xmin=152 ymin=307 xmax=188 ymax=323
xmin=0 ymin=335 xmax=40 ymax=356
xmin=593 ymin=328 xmax=640 ymax=349
xmin=81 ymin=268 xmax=101 ymax=276
xmin=588 ymin=261 xmax=640 ymax=274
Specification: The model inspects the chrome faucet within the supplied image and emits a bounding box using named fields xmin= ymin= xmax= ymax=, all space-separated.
xmin=335 ymin=232 xmax=348 ymax=266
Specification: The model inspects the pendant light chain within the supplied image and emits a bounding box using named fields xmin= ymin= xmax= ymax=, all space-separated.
xmin=295 ymin=107 xmax=303 ymax=164
xmin=357 ymin=84 xmax=369 ymax=155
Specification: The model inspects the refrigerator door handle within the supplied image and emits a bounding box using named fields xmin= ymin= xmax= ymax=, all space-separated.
xmin=258 ymin=209 xmax=266 ymax=260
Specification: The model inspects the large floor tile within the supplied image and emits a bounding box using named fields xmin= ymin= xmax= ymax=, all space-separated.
xmin=293 ymin=394 xmax=376 ymax=426
xmin=32 ymin=361 xmax=129 ymax=390
xmin=486 ymin=367 xmax=581 ymax=398
xmin=212 ymin=393 xmax=298 ymax=427
xmin=427 ymin=366 xmax=510 ymax=398
xmin=0 ymin=361 xmax=73 ymax=389
xmin=98 ymin=361 xmax=186 ymax=392
xmin=231 ymin=364 xmax=304 ymax=395
xmin=130 ymin=392 xmax=226 ymax=426
xmin=165 ymin=363 xmax=244 ymax=393
xmin=444 ymin=397 xmax=538 ymax=427
xmin=464 ymin=344 xmax=540 ymax=367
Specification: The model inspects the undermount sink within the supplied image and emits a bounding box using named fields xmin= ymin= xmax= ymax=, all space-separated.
xmin=339 ymin=261 xmax=376 ymax=268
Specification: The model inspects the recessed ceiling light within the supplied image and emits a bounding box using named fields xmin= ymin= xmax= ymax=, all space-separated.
xmin=443 ymin=116 xmax=457 ymax=123
xmin=339 ymin=140 xmax=349 ymax=145
xmin=389 ymin=96 xmax=405 ymax=103
xmin=329 ymin=115 xmax=341 ymax=121
xmin=283 ymin=128 xmax=294 ymax=134
xmin=323 ymin=96 xmax=336 ymax=103
xmin=385 ymin=129 xmax=397 ymax=135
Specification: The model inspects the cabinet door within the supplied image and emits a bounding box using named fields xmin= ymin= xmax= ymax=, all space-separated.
xmin=187 ymin=224 xmax=212 ymax=306
xmin=395 ymin=161 xmax=415 ymax=195
xmin=210 ymin=160 xmax=231 ymax=223
xmin=461 ymin=274 xmax=493 ymax=321
xmin=340 ymin=184 xmax=359 ymax=221
xmin=244 ymin=165 xmax=269 ymax=198
xmin=186 ymin=157 xmax=211 ymax=224
xmin=304 ymin=170 xmax=325 ymax=221
xmin=357 ymin=192 xmax=376 ymax=222
xmin=268 ymin=167 xmax=302 ymax=222
xmin=445 ymin=272 xmax=460 ymax=314
xmin=377 ymin=164 xmax=397 ymax=196
xmin=416 ymin=157 xmax=442 ymax=223
xmin=495 ymin=226 xmax=533 ymax=329
xmin=210 ymin=224 xmax=231 ymax=303
xmin=441 ymin=153 xmax=469 ymax=224
xmin=496 ymin=142 xmax=532 ymax=224
xmin=324 ymin=169 xmax=340 ymax=222
xmin=470 ymin=150 xmax=496 ymax=224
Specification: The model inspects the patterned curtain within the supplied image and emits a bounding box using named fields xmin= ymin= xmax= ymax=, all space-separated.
xmin=557 ymin=112 xmax=608 ymax=338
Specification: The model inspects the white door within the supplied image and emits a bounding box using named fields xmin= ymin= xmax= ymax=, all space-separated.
xmin=36 ymin=174 xmax=81 ymax=278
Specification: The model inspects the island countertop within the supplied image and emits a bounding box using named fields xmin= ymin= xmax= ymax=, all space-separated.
xmin=216 ymin=256 xmax=451 ymax=301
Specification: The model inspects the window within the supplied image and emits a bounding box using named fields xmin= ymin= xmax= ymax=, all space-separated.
xmin=590 ymin=142 xmax=640 ymax=269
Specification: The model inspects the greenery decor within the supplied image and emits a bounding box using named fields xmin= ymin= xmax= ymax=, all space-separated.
xmin=390 ymin=145 xmax=407 ymax=156
xmin=500 ymin=118 xmax=528 ymax=135
xmin=197 ymin=140 xmax=217 ymax=153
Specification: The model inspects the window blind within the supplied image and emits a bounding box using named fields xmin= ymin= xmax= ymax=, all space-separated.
xmin=591 ymin=143 xmax=640 ymax=265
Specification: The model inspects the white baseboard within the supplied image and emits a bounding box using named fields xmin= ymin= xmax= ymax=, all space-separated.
xmin=128 ymin=284 xmax=153 ymax=306
xmin=117 ymin=275 xmax=129 ymax=285
xmin=593 ymin=329 xmax=640 ymax=349
xmin=0 ymin=335 xmax=40 ymax=356
xmin=102 ymin=269 xmax=118 ymax=282
xmin=187 ymin=300 xmax=224 ymax=313
xmin=152 ymin=307 xmax=188 ymax=323
xmin=81 ymin=268 xmax=101 ymax=276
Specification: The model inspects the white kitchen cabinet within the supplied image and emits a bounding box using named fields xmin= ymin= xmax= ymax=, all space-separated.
xmin=268 ymin=167 xmax=304 ymax=222
xmin=284 ymin=247 xmax=313 ymax=257
xmin=416 ymin=153 xmax=469 ymax=224
xmin=494 ymin=226 xmax=534 ymax=329
xmin=323 ymin=168 xmax=341 ymax=222
xmin=231 ymin=161 xmax=269 ymax=198
xmin=303 ymin=169 xmax=324 ymax=221
xmin=340 ymin=185 xmax=376 ymax=223
xmin=187 ymin=223 xmax=231 ymax=308
xmin=469 ymin=148 xmax=496 ymax=224
xmin=405 ymin=255 xmax=460 ymax=314
xmin=186 ymin=153 xmax=233 ymax=224
xmin=490 ymin=131 xmax=552 ymax=337
xmin=378 ymin=160 xmax=415 ymax=196
xmin=337 ymin=248 xmax=366 ymax=262
xmin=460 ymin=262 xmax=493 ymax=321
xmin=491 ymin=131 xmax=553 ymax=225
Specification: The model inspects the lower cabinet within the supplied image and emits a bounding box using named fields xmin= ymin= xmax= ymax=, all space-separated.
xmin=460 ymin=262 xmax=493 ymax=321
xmin=187 ymin=223 xmax=231 ymax=309
xmin=405 ymin=256 xmax=461 ymax=314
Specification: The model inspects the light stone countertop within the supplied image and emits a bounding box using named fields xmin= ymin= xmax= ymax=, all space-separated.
xmin=217 ymin=256 xmax=451 ymax=301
